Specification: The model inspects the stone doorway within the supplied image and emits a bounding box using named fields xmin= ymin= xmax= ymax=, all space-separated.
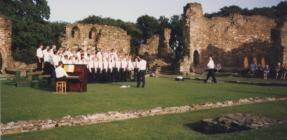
xmin=193 ymin=50 xmax=200 ymax=65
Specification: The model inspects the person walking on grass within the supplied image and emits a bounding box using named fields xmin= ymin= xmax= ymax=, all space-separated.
xmin=204 ymin=56 xmax=217 ymax=83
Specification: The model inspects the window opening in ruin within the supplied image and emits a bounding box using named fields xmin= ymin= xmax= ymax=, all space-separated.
xmin=193 ymin=50 xmax=200 ymax=65
xmin=89 ymin=28 xmax=97 ymax=39
xmin=71 ymin=26 xmax=80 ymax=38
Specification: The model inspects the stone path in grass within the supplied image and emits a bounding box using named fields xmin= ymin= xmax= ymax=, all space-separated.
xmin=1 ymin=96 xmax=287 ymax=135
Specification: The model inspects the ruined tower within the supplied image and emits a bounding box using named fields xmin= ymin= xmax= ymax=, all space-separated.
xmin=181 ymin=3 xmax=284 ymax=73
xmin=0 ymin=16 xmax=12 ymax=73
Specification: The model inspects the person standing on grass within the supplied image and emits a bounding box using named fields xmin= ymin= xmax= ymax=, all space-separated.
xmin=36 ymin=44 xmax=44 ymax=71
xmin=275 ymin=62 xmax=281 ymax=79
xmin=263 ymin=64 xmax=270 ymax=80
xmin=137 ymin=56 xmax=147 ymax=88
xmin=204 ymin=56 xmax=217 ymax=83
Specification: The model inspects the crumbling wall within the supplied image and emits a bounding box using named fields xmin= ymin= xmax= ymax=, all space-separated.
xmin=0 ymin=16 xmax=36 ymax=73
xmin=181 ymin=3 xmax=283 ymax=73
xmin=159 ymin=28 xmax=173 ymax=58
xmin=0 ymin=16 xmax=13 ymax=73
xmin=282 ymin=22 xmax=287 ymax=65
xmin=138 ymin=35 xmax=160 ymax=58
xmin=61 ymin=24 xmax=131 ymax=55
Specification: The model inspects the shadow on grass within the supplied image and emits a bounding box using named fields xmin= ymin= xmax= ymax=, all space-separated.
xmin=184 ymin=121 xmax=250 ymax=135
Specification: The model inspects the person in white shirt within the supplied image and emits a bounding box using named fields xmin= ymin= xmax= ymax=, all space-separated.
xmin=43 ymin=46 xmax=50 ymax=63
xmin=52 ymin=51 xmax=61 ymax=67
xmin=120 ymin=57 xmax=128 ymax=82
xmin=109 ymin=49 xmax=118 ymax=61
xmin=137 ymin=56 xmax=147 ymax=88
xmin=127 ymin=56 xmax=134 ymax=81
xmin=61 ymin=55 xmax=69 ymax=64
xmin=55 ymin=61 xmax=69 ymax=81
xmin=96 ymin=50 xmax=103 ymax=62
xmin=204 ymin=56 xmax=217 ymax=83
xmin=108 ymin=59 xmax=115 ymax=82
xmin=115 ymin=58 xmax=121 ymax=82
xmin=43 ymin=47 xmax=55 ymax=79
xmin=97 ymin=59 xmax=103 ymax=82
xmin=36 ymin=45 xmax=44 ymax=71
xmin=87 ymin=57 xmax=95 ymax=82
xmin=133 ymin=57 xmax=140 ymax=81
xmin=102 ymin=58 xmax=109 ymax=82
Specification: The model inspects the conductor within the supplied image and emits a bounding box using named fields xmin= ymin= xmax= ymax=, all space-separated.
xmin=137 ymin=56 xmax=147 ymax=88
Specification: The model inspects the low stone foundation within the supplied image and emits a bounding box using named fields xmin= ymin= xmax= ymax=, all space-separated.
xmin=191 ymin=113 xmax=286 ymax=134
xmin=1 ymin=96 xmax=286 ymax=135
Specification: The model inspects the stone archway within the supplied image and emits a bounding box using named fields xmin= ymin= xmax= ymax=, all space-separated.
xmin=71 ymin=26 xmax=80 ymax=38
xmin=89 ymin=27 xmax=97 ymax=39
xmin=193 ymin=50 xmax=200 ymax=65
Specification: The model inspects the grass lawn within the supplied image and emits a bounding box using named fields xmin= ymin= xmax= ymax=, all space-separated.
xmin=3 ymin=101 xmax=287 ymax=140
xmin=1 ymin=77 xmax=287 ymax=123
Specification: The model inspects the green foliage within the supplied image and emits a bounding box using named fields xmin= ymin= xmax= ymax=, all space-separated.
xmin=136 ymin=15 xmax=160 ymax=42
xmin=205 ymin=1 xmax=287 ymax=20
xmin=169 ymin=15 xmax=183 ymax=60
xmin=0 ymin=0 xmax=50 ymax=22
xmin=0 ymin=0 xmax=66 ymax=64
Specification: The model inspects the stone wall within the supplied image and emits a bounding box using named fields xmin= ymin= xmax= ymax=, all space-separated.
xmin=159 ymin=28 xmax=173 ymax=58
xmin=0 ymin=16 xmax=12 ymax=73
xmin=181 ymin=3 xmax=285 ymax=73
xmin=282 ymin=22 xmax=287 ymax=65
xmin=0 ymin=16 xmax=35 ymax=73
xmin=138 ymin=35 xmax=160 ymax=58
xmin=61 ymin=24 xmax=131 ymax=55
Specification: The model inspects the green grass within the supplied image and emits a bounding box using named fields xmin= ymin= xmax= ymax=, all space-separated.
xmin=3 ymin=101 xmax=287 ymax=140
xmin=1 ymin=77 xmax=287 ymax=123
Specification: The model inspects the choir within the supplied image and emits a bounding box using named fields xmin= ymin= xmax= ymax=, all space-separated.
xmin=36 ymin=45 xmax=145 ymax=83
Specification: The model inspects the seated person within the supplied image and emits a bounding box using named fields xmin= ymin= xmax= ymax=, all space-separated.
xmin=55 ymin=61 xmax=69 ymax=81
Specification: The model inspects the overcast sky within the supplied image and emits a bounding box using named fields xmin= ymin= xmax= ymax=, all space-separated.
xmin=47 ymin=0 xmax=283 ymax=23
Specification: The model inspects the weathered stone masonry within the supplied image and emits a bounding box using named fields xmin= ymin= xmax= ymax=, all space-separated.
xmin=61 ymin=24 xmax=131 ymax=55
xmin=0 ymin=16 xmax=12 ymax=73
xmin=181 ymin=3 xmax=287 ymax=73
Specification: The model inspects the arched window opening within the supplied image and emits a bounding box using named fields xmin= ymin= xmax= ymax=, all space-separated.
xmin=71 ymin=26 xmax=80 ymax=38
xmin=193 ymin=50 xmax=200 ymax=65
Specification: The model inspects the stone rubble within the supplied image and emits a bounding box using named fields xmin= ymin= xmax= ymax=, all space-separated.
xmin=194 ymin=113 xmax=286 ymax=134
xmin=1 ymin=96 xmax=286 ymax=135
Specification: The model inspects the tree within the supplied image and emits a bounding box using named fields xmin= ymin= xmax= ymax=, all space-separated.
xmin=0 ymin=0 xmax=65 ymax=63
xmin=0 ymin=0 xmax=50 ymax=22
xmin=169 ymin=15 xmax=183 ymax=60
xmin=136 ymin=15 xmax=160 ymax=42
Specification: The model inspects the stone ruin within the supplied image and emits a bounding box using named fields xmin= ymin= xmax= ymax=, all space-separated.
xmin=180 ymin=3 xmax=287 ymax=74
xmin=60 ymin=24 xmax=131 ymax=55
xmin=0 ymin=16 xmax=34 ymax=74
xmin=139 ymin=28 xmax=173 ymax=59
xmin=190 ymin=113 xmax=286 ymax=134
xmin=138 ymin=28 xmax=174 ymax=72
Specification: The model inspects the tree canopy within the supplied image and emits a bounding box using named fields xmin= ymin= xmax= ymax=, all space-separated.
xmin=0 ymin=0 xmax=65 ymax=63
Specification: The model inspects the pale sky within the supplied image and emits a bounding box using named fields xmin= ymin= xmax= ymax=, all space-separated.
xmin=47 ymin=0 xmax=283 ymax=23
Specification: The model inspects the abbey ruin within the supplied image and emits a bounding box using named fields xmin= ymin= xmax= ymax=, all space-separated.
xmin=1 ymin=3 xmax=287 ymax=74
xmin=180 ymin=3 xmax=287 ymax=73
xmin=60 ymin=24 xmax=131 ymax=55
